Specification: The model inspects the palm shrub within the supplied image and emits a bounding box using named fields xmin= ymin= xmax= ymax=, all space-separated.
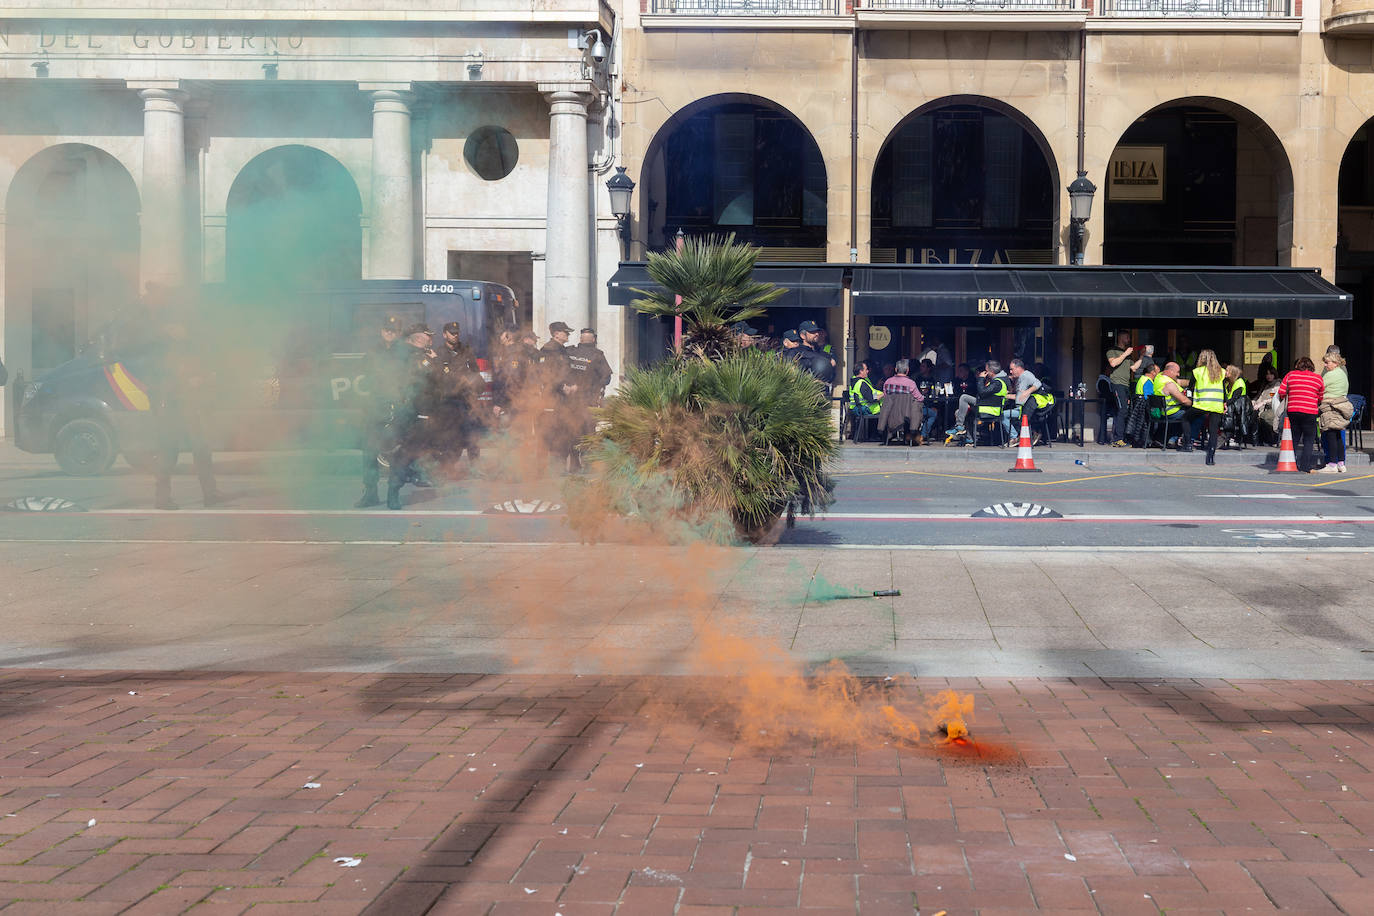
xmin=566 ymin=348 xmax=836 ymax=544
xmin=632 ymin=233 xmax=785 ymax=361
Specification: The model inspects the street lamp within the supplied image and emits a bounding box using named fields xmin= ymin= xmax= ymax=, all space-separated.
xmin=1067 ymin=170 xmax=1097 ymax=266
xmin=606 ymin=166 xmax=635 ymax=261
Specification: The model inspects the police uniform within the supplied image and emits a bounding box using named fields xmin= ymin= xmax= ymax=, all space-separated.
xmin=356 ymin=316 xmax=406 ymax=507
xmin=439 ymin=322 xmax=484 ymax=461
xmin=386 ymin=326 xmax=442 ymax=509
xmin=152 ymin=324 xmax=220 ymax=510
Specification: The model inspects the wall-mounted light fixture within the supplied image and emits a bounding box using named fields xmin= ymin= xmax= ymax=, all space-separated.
xmin=262 ymin=62 xmax=278 ymax=79
xmin=1067 ymin=170 xmax=1097 ymax=266
xmin=605 ymin=166 xmax=636 ymax=260
xmin=467 ymin=53 xmax=484 ymax=80
xmin=32 ymin=55 xmax=48 ymax=77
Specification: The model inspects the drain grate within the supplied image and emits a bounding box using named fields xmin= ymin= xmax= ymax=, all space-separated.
xmin=3 ymin=496 xmax=87 ymax=513
xmin=971 ymin=502 xmax=1061 ymax=519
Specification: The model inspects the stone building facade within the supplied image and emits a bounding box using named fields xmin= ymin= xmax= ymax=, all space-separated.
xmin=617 ymin=0 xmax=1374 ymax=414
xmin=6 ymin=1 xmax=1374 ymax=439
xmin=0 ymin=2 xmax=622 ymax=435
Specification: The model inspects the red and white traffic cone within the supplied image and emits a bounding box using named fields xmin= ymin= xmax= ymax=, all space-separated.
xmin=1274 ymin=416 xmax=1298 ymax=473
xmin=1008 ymin=414 xmax=1041 ymax=473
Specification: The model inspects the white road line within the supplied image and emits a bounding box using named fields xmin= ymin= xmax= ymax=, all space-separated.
xmin=790 ymin=544 xmax=1374 ymax=553
xmin=0 ymin=538 xmax=565 ymax=547
xmin=1201 ymin=494 xmax=1366 ymax=499
xmin=81 ymin=508 xmax=527 ymax=517
xmin=811 ymin=513 xmax=1374 ymax=522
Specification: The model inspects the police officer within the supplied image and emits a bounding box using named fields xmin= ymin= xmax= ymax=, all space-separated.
xmin=385 ymin=324 xmax=441 ymax=510
xmin=438 ymin=320 xmax=484 ymax=463
xmin=789 ymin=323 xmax=836 ymax=384
xmin=533 ymin=321 xmax=575 ymax=469
xmin=355 ymin=315 xmax=404 ymax=508
xmin=798 ymin=320 xmax=837 ymax=382
xmin=565 ymin=328 xmax=612 ymax=404
xmin=151 ymin=318 xmax=221 ymax=510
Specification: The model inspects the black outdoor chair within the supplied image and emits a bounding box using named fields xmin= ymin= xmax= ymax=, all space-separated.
xmin=847 ymin=402 xmax=880 ymax=443
xmin=1349 ymin=394 xmax=1366 ymax=451
xmin=1146 ymin=395 xmax=1187 ymax=450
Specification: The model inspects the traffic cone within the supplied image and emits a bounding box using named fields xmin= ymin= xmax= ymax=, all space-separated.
xmin=1273 ymin=416 xmax=1298 ymax=473
xmin=1008 ymin=414 xmax=1042 ymax=473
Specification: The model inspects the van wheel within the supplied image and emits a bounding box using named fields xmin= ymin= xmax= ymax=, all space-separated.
xmin=54 ymin=418 xmax=116 ymax=476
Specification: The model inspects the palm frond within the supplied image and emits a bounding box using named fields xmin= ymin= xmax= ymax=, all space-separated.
xmin=631 ymin=233 xmax=787 ymax=337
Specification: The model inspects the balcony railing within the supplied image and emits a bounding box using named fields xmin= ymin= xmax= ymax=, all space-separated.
xmin=862 ymin=0 xmax=1076 ymax=9
xmin=647 ymin=0 xmax=844 ymax=13
xmin=1098 ymin=0 xmax=1291 ymax=15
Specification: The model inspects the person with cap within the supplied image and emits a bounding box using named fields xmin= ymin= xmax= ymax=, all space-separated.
xmin=732 ymin=321 xmax=760 ymax=349
xmin=566 ymin=328 xmax=612 ymax=404
xmin=533 ymin=321 xmax=576 ymax=470
xmin=492 ymin=327 xmax=537 ymax=421
xmin=354 ymin=315 xmax=405 ymax=507
xmin=789 ymin=323 xmax=836 ymax=384
xmin=797 ymin=320 xmax=837 ymax=381
xmin=437 ymin=320 xmax=485 ymax=465
xmin=563 ymin=328 xmax=613 ymax=471
xmin=150 ymin=316 xmax=222 ymax=510
xmin=384 ymin=323 xmax=442 ymax=509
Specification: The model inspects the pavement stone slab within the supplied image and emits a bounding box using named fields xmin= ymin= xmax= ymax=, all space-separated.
xmin=0 ymin=670 xmax=1369 ymax=913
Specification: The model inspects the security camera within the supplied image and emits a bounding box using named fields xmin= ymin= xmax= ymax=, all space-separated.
xmin=581 ymin=29 xmax=607 ymax=64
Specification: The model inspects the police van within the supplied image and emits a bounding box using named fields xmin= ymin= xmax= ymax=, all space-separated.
xmin=13 ymin=279 xmax=519 ymax=475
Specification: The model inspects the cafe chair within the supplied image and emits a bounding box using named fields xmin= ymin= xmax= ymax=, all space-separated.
xmin=1146 ymin=394 xmax=1186 ymax=450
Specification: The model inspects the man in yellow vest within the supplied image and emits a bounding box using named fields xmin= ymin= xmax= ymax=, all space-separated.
xmin=1154 ymin=362 xmax=1193 ymax=451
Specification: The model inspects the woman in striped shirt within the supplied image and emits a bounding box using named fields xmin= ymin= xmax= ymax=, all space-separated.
xmin=1277 ymin=356 xmax=1325 ymax=473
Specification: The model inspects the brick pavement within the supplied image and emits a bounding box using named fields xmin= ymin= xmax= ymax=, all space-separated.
xmin=0 ymin=670 xmax=1371 ymax=914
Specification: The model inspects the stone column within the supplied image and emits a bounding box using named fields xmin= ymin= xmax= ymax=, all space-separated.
xmin=132 ymin=82 xmax=189 ymax=293
xmin=540 ymin=83 xmax=595 ymax=331
xmin=363 ymin=84 xmax=415 ymax=280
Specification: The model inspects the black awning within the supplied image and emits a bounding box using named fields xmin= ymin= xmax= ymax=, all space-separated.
xmin=608 ymin=262 xmax=845 ymax=310
xmin=851 ymin=265 xmax=1352 ymax=321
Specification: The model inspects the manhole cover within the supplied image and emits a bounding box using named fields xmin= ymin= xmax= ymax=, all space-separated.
xmin=485 ymin=499 xmax=562 ymax=515
xmin=971 ymin=502 xmax=1061 ymax=519
xmin=3 ymin=496 xmax=87 ymax=513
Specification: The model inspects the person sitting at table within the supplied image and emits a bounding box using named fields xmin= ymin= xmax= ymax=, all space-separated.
xmin=878 ymin=359 xmax=922 ymax=445
xmin=1008 ymin=358 xmax=1055 ymax=448
xmin=913 ymin=359 xmax=941 ymax=444
xmin=952 ymin=362 xmax=975 ymax=398
xmin=948 ymin=359 xmax=1008 ymax=445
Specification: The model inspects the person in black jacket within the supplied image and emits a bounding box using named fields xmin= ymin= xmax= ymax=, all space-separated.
xmin=385 ymin=324 xmax=442 ymax=510
xmin=354 ymin=315 xmax=404 ymax=507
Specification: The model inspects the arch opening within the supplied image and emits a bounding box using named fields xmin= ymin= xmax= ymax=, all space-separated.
xmin=1336 ymin=121 xmax=1374 ymax=398
xmin=864 ymin=100 xmax=1059 ymax=373
xmin=4 ymin=143 xmax=140 ymax=373
xmin=226 ymin=145 xmax=362 ymax=292
xmin=640 ymin=95 xmax=828 ymax=257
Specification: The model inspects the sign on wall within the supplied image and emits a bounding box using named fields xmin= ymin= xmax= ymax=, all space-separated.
xmin=868 ymin=325 xmax=892 ymax=350
xmin=1108 ymin=145 xmax=1165 ymax=202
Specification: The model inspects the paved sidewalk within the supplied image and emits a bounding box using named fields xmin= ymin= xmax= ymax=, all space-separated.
xmin=0 ymin=669 xmax=1370 ymax=914
xmin=4 ymin=543 xmax=1374 ymax=679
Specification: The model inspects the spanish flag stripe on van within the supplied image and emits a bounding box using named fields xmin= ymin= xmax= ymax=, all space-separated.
xmin=104 ymin=362 xmax=151 ymax=412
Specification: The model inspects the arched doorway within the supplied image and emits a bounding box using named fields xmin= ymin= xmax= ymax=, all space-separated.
xmin=1336 ymin=121 xmax=1374 ymax=398
xmin=1102 ymin=100 xmax=1294 ymax=372
xmin=640 ymin=96 xmax=827 ymax=257
xmin=868 ymin=100 xmax=1058 ymax=373
xmin=226 ymin=145 xmax=362 ymax=291
xmin=5 ymin=144 xmax=139 ymax=373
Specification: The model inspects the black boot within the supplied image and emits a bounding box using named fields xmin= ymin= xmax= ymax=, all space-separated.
xmin=354 ymin=488 xmax=381 ymax=509
xmin=386 ymin=485 xmax=403 ymax=510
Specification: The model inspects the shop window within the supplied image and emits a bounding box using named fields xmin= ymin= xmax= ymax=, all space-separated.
xmin=464 ymin=126 xmax=519 ymax=181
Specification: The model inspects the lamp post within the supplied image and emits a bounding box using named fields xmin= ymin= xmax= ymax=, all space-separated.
xmin=605 ymin=166 xmax=635 ymax=261
xmin=1067 ymin=170 xmax=1097 ymax=266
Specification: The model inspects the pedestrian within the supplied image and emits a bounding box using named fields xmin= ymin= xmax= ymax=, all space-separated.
xmin=385 ymin=324 xmax=442 ymax=509
xmin=1317 ymin=351 xmax=1352 ymax=473
xmin=1103 ymin=332 xmax=1134 ymax=447
xmin=797 ymin=321 xmax=837 ymax=382
xmin=1188 ymin=349 xmax=1226 ymax=465
xmin=151 ymin=318 xmax=221 ymax=510
xmin=354 ymin=315 xmax=404 ymax=508
xmin=1277 ymin=356 xmax=1324 ymax=473
xmin=848 ymin=360 xmax=883 ymax=441
xmin=948 ymin=359 xmax=1007 ymax=445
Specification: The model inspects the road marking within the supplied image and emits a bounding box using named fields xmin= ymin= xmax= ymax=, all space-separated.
xmin=789 ymin=544 xmax=1374 ymax=553
xmin=1223 ymin=528 xmax=1357 ymax=540
xmin=0 ymin=538 xmax=566 ymax=547
xmin=839 ymin=469 xmax=1374 ymax=490
xmin=1200 ymin=494 xmax=1369 ymax=500
xmin=811 ymin=512 xmax=1374 ymax=523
